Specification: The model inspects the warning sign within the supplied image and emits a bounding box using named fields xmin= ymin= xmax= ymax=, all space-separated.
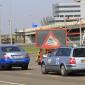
xmin=35 ymin=29 xmax=66 ymax=48
xmin=46 ymin=35 xmax=59 ymax=45
xmin=42 ymin=31 xmax=60 ymax=49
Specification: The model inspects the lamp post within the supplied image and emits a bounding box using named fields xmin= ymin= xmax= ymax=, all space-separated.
xmin=79 ymin=18 xmax=82 ymax=46
xmin=0 ymin=5 xmax=2 ymax=44
xmin=0 ymin=15 xmax=1 ymax=44
xmin=9 ymin=19 xmax=12 ymax=45
xmin=9 ymin=0 xmax=12 ymax=45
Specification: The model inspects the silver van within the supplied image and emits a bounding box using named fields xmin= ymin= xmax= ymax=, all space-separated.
xmin=41 ymin=47 xmax=85 ymax=76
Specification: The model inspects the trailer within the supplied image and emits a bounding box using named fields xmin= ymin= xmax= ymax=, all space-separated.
xmin=35 ymin=27 xmax=67 ymax=64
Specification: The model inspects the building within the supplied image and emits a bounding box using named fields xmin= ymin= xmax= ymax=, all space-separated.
xmin=52 ymin=0 xmax=85 ymax=22
xmin=52 ymin=2 xmax=81 ymax=22
xmin=81 ymin=0 xmax=85 ymax=18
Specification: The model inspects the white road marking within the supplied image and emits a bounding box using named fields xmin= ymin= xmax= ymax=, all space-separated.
xmin=0 ymin=81 xmax=25 ymax=85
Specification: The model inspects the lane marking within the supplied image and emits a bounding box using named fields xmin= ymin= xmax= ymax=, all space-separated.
xmin=0 ymin=81 xmax=25 ymax=85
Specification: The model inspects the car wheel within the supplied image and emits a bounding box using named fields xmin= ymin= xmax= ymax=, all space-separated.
xmin=1 ymin=66 xmax=11 ymax=70
xmin=22 ymin=64 xmax=28 ymax=70
xmin=41 ymin=64 xmax=48 ymax=74
xmin=7 ymin=66 xmax=12 ymax=70
xmin=60 ymin=65 xmax=67 ymax=76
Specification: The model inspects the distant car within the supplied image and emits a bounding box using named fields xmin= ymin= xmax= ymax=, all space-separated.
xmin=41 ymin=47 xmax=85 ymax=76
xmin=0 ymin=44 xmax=30 ymax=70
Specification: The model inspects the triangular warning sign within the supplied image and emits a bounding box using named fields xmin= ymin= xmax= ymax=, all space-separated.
xmin=42 ymin=31 xmax=60 ymax=49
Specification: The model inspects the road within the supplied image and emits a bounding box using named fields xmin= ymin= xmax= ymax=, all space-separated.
xmin=0 ymin=56 xmax=85 ymax=85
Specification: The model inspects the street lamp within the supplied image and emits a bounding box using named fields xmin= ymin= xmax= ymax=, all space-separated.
xmin=9 ymin=0 xmax=12 ymax=45
xmin=0 ymin=5 xmax=2 ymax=44
xmin=0 ymin=15 xmax=1 ymax=44
xmin=9 ymin=19 xmax=12 ymax=45
xmin=79 ymin=18 xmax=82 ymax=46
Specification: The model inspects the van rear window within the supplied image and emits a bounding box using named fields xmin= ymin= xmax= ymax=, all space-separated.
xmin=73 ymin=48 xmax=85 ymax=57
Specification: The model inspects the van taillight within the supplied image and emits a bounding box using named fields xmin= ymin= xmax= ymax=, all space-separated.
xmin=69 ymin=57 xmax=76 ymax=64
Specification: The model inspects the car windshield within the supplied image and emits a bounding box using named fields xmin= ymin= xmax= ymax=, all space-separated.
xmin=1 ymin=46 xmax=21 ymax=52
xmin=73 ymin=48 xmax=85 ymax=57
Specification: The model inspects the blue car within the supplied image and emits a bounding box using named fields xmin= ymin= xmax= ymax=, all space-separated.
xmin=41 ymin=47 xmax=85 ymax=76
xmin=0 ymin=44 xmax=30 ymax=70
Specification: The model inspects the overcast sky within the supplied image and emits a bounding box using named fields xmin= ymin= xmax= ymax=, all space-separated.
xmin=0 ymin=0 xmax=74 ymax=34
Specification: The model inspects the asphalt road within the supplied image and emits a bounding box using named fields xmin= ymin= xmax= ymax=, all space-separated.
xmin=0 ymin=56 xmax=85 ymax=85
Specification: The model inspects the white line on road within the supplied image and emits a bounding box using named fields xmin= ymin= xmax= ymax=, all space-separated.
xmin=0 ymin=81 xmax=25 ymax=85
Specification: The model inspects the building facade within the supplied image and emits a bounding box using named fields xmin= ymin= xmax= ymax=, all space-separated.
xmin=81 ymin=0 xmax=85 ymax=19
xmin=52 ymin=2 xmax=81 ymax=22
xmin=52 ymin=0 xmax=85 ymax=22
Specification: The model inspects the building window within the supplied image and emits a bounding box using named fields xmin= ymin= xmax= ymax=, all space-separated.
xmin=56 ymin=5 xmax=80 ymax=8
xmin=56 ymin=10 xmax=80 ymax=13
xmin=74 ymin=15 xmax=80 ymax=17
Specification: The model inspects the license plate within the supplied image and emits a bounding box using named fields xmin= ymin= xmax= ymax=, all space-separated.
xmin=13 ymin=56 xmax=23 ymax=59
xmin=81 ymin=60 xmax=85 ymax=63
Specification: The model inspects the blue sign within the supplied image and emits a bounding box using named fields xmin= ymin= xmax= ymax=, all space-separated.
xmin=32 ymin=24 xmax=38 ymax=27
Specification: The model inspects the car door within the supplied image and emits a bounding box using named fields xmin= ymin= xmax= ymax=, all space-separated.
xmin=46 ymin=52 xmax=54 ymax=70
xmin=46 ymin=49 xmax=59 ymax=71
xmin=51 ymin=48 xmax=62 ymax=71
